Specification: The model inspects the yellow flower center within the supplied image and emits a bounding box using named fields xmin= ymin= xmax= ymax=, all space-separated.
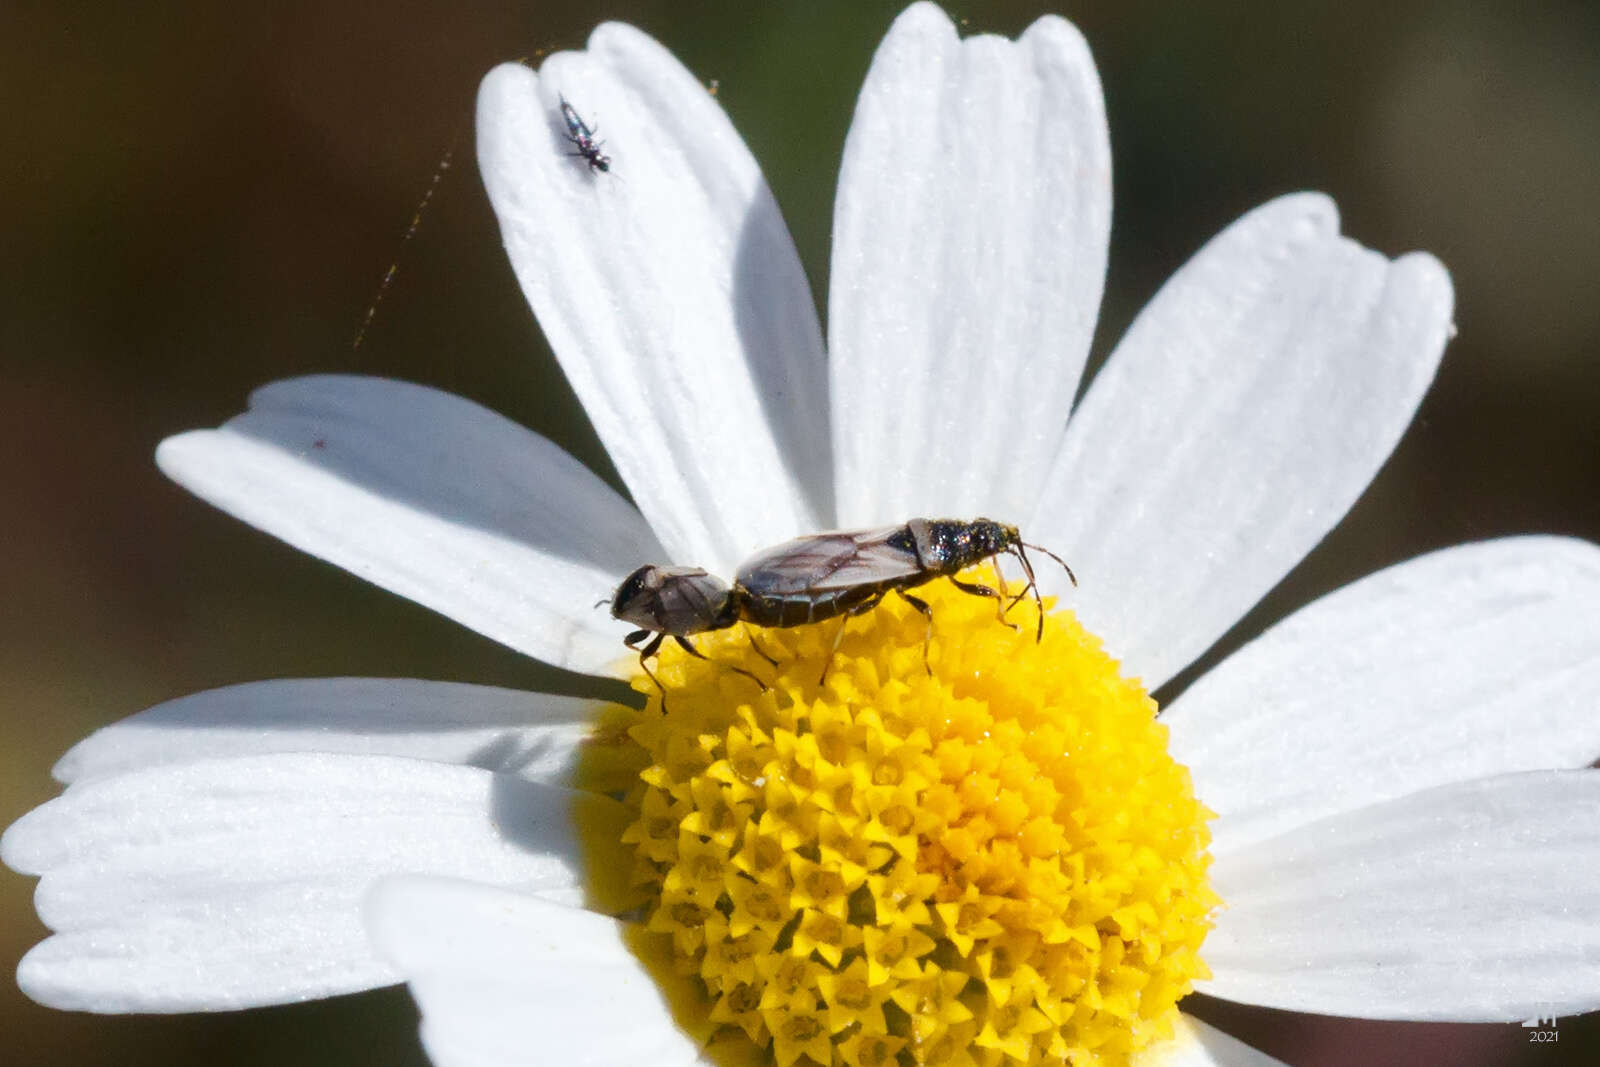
xmin=606 ymin=567 xmax=1217 ymax=1066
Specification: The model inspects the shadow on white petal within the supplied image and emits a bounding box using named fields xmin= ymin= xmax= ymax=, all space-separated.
xmin=1203 ymin=769 xmax=1600 ymax=1021
xmin=51 ymin=677 xmax=617 ymax=789
xmin=157 ymin=376 xmax=658 ymax=677
xmin=1 ymin=753 xmax=629 ymax=1012
xmin=1138 ymin=1013 xmax=1286 ymax=1067
xmin=367 ymin=875 xmax=705 ymax=1067
xmin=1169 ymin=536 xmax=1600 ymax=856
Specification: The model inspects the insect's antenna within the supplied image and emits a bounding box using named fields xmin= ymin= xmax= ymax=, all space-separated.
xmin=352 ymin=139 xmax=460 ymax=352
xmin=1023 ymin=541 xmax=1077 ymax=587
xmin=593 ymin=596 xmax=612 ymax=610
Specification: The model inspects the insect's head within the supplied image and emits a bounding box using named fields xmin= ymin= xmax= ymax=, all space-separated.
xmin=611 ymin=564 xmax=738 ymax=635
xmin=970 ymin=517 xmax=1020 ymax=556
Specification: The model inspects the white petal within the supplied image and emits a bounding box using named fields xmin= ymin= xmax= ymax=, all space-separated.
xmin=0 ymin=753 xmax=629 ymax=1012
xmin=1033 ymin=194 xmax=1454 ymax=689
xmin=157 ymin=376 xmax=659 ymax=678
xmin=830 ymin=4 xmax=1111 ymax=526
xmin=1168 ymin=537 xmax=1600 ymax=856
xmin=52 ymin=678 xmax=614 ymax=788
xmin=477 ymin=26 xmax=828 ymax=572
xmin=1138 ymin=1014 xmax=1285 ymax=1067
xmin=1202 ymin=770 xmax=1600 ymax=1020
xmin=367 ymin=875 xmax=704 ymax=1067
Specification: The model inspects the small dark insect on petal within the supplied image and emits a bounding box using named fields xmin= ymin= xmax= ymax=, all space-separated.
xmin=557 ymin=93 xmax=612 ymax=175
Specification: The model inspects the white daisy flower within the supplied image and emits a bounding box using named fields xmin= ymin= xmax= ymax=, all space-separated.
xmin=7 ymin=4 xmax=1599 ymax=1065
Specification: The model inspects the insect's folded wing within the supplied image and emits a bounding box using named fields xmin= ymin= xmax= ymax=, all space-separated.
xmin=736 ymin=528 xmax=919 ymax=595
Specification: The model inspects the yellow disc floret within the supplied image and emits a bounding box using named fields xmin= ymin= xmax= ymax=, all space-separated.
xmin=613 ymin=567 xmax=1217 ymax=1066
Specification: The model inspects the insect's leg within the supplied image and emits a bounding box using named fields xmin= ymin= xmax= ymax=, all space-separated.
xmin=1011 ymin=545 xmax=1045 ymax=642
xmin=819 ymin=595 xmax=884 ymax=686
xmin=1018 ymin=542 xmax=1077 ymax=642
xmin=672 ymin=634 xmax=708 ymax=660
xmin=948 ymin=576 xmax=1020 ymax=633
xmin=624 ymin=628 xmax=662 ymax=660
xmin=819 ymin=618 xmax=847 ymax=687
xmin=743 ymin=624 xmax=780 ymax=667
xmin=1001 ymin=553 xmax=1031 ymax=610
xmin=896 ymin=590 xmax=935 ymax=676
xmin=625 ymin=630 xmax=669 ymax=708
xmin=674 ymin=635 xmax=767 ymax=693
xmin=994 ymin=554 xmax=1033 ymax=611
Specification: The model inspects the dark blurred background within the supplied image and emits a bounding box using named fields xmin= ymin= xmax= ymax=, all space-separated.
xmin=3 ymin=1 xmax=1596 ymax=1064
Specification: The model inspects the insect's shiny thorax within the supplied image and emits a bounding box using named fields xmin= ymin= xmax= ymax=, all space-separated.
xmin=904 ymin=517 xmax=1018 ymax=573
